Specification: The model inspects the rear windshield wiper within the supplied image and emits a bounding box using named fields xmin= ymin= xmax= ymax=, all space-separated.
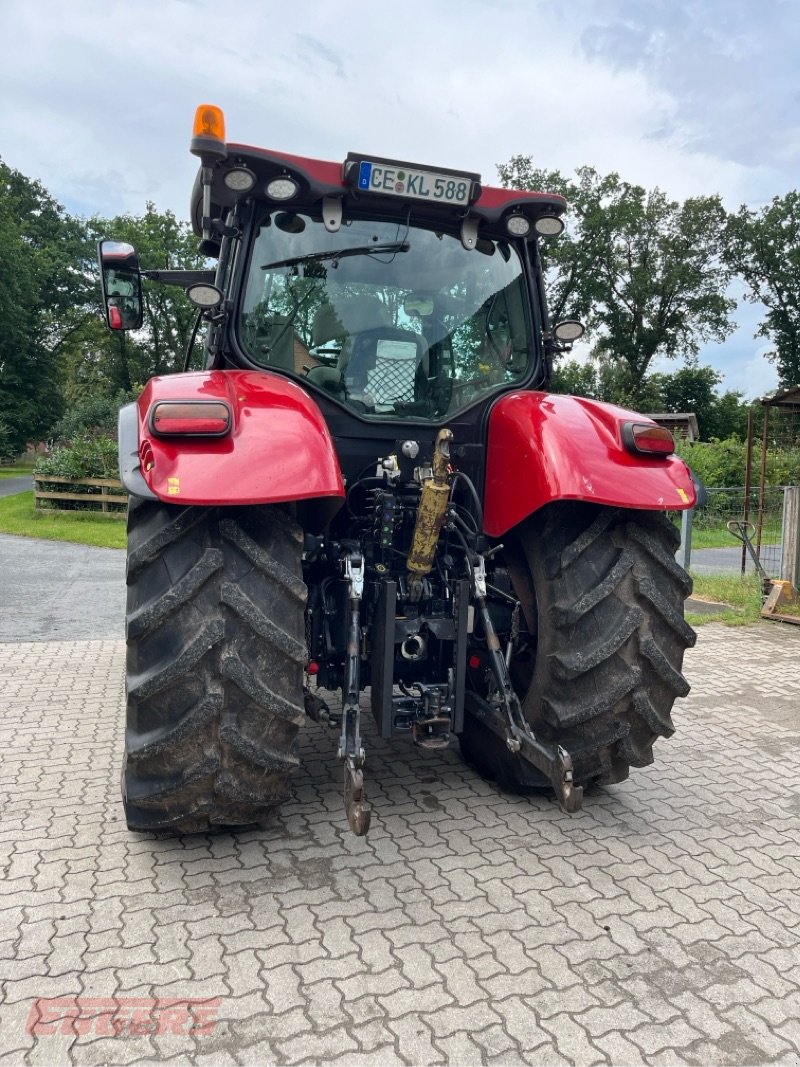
xmin=261 ymin=242 xmax=409 ymax=271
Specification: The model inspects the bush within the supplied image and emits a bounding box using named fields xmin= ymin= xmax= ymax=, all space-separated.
xmin=34 ymin=435 xmax=123 ymax=512
xmin=35 ymin=435 xmax=119 ymax=480
xmin=51 ymin=390 xmax=136 ymax=445
xmin=676 ymin=435 xmax=800 ymax=488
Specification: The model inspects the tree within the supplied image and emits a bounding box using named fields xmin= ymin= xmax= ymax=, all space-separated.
xmin=51 ymin=390 xmax=138 ymax=444
xmin=549 ymin=359 xmax=599 ymax=399
xmin=0 ymin=161 xmax=210 ymax=456
xmin=708 ymin=389 xmax=750 ymax=441
xmin=497 ymin=157 xmax=593 ymax=325
xmin=550 ymin=356 xmax=750 ymax=440
xmin=498 ymin=159 xmax=736 ymax=405
xmin=725 ymin=192 xmax=800 ymax=388
xmin=648 ymin=361 xmax=749 ymax=440
xmin=0 ymin=161 xmax=95 ymax=455
xmin=88 ymin=205 xmax=207 ymax=390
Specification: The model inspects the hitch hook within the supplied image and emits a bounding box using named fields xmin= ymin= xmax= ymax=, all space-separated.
xmin=343 ymin=758 xmax=371 ymax=836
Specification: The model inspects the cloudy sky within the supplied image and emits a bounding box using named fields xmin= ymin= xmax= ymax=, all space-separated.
xmin=2 ymin=0 xmax=797 ymax=398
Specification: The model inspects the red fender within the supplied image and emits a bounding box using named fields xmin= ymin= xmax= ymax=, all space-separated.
xmin=125 ymin=370 xmax=344 ymax=524
xmin=483 ymin=392 xmax=697 ymax=537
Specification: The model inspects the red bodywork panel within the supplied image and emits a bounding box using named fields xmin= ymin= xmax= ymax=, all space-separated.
xmin=195 ymin=143 xmax=567 ymax=242
xmin=135 ymin=370 xmax=345 ymax=508
xmin=483 ymin=392 xmax=697 ymax=537
xmin=226 ymin=142 xmax=565 ymax=214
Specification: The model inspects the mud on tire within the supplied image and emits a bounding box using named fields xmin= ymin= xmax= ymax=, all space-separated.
xmin=123 ymin=497 xmax=307 ymax=833
xmin=460 ymin=503 xmax=696 ymax=792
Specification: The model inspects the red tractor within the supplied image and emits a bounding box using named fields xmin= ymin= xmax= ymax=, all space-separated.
xmin=99 ymin=105 xmax=696 ymax=836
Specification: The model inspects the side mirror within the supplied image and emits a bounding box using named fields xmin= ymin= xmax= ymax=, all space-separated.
xmin=98 ymin=240 xmax=143 ymax=331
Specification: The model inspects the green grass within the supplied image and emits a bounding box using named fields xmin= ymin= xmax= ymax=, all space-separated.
xmin=689 ymin=526 xmax=744 ymax=549
xmin=690 ymin=525 xmax=781 ymax=550
xmin=687 ymin=571 xmax=764 ymax=626
xmin=672 ymin=519 xmax=769 ymax=550
xmin=0 ymin=492 xmax=126 ymax=549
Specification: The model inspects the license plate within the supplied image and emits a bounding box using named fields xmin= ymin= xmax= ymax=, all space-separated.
xmin=357 ymin=160 xmax=473 ymax=206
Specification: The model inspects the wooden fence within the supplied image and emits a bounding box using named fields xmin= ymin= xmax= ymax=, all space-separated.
xmin=34 ymin=475 xmax=128 ymax=518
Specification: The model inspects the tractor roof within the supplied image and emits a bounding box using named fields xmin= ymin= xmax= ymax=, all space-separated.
xmin=190 ymin=142 xmax=567 ymax=254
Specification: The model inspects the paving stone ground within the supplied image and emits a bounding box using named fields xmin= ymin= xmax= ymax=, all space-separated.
xmin=0 ymin=624 xmax=799 ymax=1066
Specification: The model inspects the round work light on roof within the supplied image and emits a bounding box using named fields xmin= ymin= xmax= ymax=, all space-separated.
xmin=224 ymin=167 xmax=256 ymax=192
xmin=506 ymin=214 xmax=531 ymax=237
xmin=266 ymin=176 xmax=299 ymax=200
xmin=535 ymin=215 xmax=565 ymax=237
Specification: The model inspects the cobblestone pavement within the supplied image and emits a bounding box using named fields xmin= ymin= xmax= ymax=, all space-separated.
xmin=0 ymin=624 xmax=799 ymax=1066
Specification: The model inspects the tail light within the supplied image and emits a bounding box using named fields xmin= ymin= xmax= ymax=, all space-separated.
xmin=623 ymin=422 xmax=675 ymax=456
xmin=150 ymin=400 xmax=232 ymax=436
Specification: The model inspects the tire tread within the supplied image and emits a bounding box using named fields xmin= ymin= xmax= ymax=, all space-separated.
xmin=461 ymin=503 xmax=695 ymax=792
xmin=123 ymin=500 xmax=306 ymax=833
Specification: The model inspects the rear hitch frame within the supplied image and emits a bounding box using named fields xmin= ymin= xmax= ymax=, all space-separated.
xmin=464 ymin=690 xmax=583 ymax=813
xmin=469 ymin=553 xmax=583 ymax=814
xmin=338 ymin=553 xmax=371 ymax=836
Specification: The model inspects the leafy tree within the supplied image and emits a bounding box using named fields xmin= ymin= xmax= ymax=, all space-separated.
xmin=88 ymin=205 xmax=207 ymax=390
xmin=497 ymin=157 xmax=593 ymax=325
xmin=709 ymin=389 xmax=750 ymax=441
xmin=53 ymin=205 xmax=208 ymax=402
xmin=0 ymin=161 xmax=96 ymax=455
xmin=549 ymin=359 xmax=599 ymax=399
xmin=549 ymin=357 xmax=651 ymax=407
xmin=550 ymin=356 xmax=749 ymax=440
xmin=0 ymin=415 xmax=15 ymax=463
xmin=0 ymin=161 xmax=209 ymax=454
xmin=647 ymin=361 xmax=749 ymax=440
xmin=725 ymin=192 xmax=800 ymax=388
xmin=498 ymin=159 xmax=736 ymax=405
xmin=51 ymin=389 xmax=138 ymax=444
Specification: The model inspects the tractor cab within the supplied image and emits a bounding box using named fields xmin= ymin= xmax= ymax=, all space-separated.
xmin=185 ymin=107 xmax=576 ymax=429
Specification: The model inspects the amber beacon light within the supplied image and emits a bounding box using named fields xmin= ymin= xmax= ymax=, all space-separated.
xmin=192 ymin=104 xmax=226 ymax=145
xmin=191 ymin=105 xmax=228 ymax=242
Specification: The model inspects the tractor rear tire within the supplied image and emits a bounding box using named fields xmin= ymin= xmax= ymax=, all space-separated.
xmin=460 ymin=503 xmax=696 ymax=793
xmin=122 ymin=496 xmax=307 ymax=833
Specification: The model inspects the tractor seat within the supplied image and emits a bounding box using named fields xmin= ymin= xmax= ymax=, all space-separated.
xmin=307 ymin=296 xmax=429 ymax=412
xmin=345 ymin=327 xmax=428 ymax=411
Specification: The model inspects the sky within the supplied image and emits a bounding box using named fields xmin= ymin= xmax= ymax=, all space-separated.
xmin=2 ymin=0 xmax=798 ymax=399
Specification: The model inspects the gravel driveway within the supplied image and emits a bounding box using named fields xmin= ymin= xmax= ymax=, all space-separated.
xmin=0 ymin=476 xmax=33 ymax=498
xmin=0 ymin=534 xmax=125 ymax=642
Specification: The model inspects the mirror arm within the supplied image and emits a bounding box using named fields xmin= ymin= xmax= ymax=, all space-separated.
xmin=141 ymin=269 xmax=217 ymax=287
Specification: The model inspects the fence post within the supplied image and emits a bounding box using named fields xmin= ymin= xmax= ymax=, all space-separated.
xmin=781 ymin=486 xmax=800 ymax=588
xmin=679 ymin=508 xmax=694 ymax=572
